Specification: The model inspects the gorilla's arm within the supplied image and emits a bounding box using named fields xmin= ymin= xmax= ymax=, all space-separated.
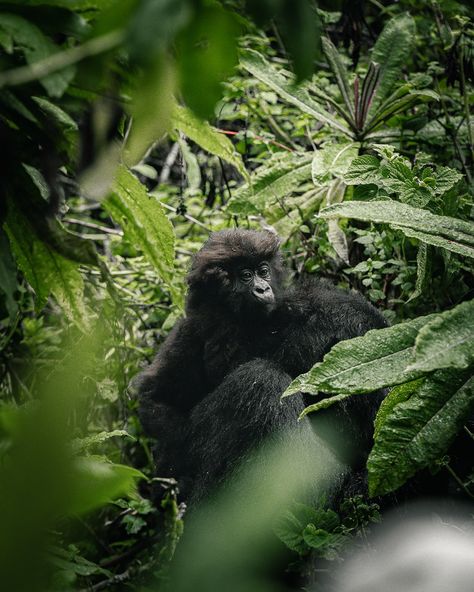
xmin=183 ymin=358 xmax=312 ymax=503
xmin=137 ymin=318 xmax=208 ymax=416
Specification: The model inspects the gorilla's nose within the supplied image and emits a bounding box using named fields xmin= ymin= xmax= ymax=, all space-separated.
xmin=253 ymin=280 xmax=274 ymax=303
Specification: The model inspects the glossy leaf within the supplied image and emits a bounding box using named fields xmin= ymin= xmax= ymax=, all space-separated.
xmin=104 ymin=166 xmax=175 ymax=286
xmin=368 ymin=370 xmax=474 ymax=496
xmin=408 ymin=299 xmax=474 ymax=373
xmin=319 ymin=201 xmax=474 ymax=258
xmin=283 ymin=313 xmax=436 ymax=401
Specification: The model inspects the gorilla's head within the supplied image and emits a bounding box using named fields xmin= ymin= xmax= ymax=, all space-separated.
xmin=186 ymin=229 xmax=285 ymax=317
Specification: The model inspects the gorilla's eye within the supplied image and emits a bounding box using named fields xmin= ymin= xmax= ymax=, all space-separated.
xmin=258 ymin=264 xmax=270 ymax=278
xmin=239 ymin=269 xmax=253 ymax=283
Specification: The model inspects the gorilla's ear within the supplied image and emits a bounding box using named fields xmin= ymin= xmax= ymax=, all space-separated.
xmin=187 ymin=263 xmax=230 ymax=291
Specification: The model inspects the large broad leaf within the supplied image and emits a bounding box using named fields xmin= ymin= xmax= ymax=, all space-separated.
xmin=173 ymin=104 xmax=248 ymax=181
xmin=0 ymin=13 xmax=75 ymax=97
xmin=282 ymin=313 xmax=436 ymax=405
xmin=368 ymin=370 xmax=474 ymax=496
xmin=240 ymin=49 xmax=351 ymax=136
xmin=104 ymin=166 xmax=175 ymax=286
xmin=176 ymin=5 xmax=238 ymax=119
xmin=4 ymin=204 xmax=89 ymax=330
xmin=68 ymin=457 xmax=145 ymax=515
xmin=408 ymin=299 xmax=474 ymax=373
xmin=227 ymin=152 xmax=313 ymax=216
xmin=319 ymin=201 xmax=474 ymax=259
xmin=368 ymin=13 xmax=416 ymax=110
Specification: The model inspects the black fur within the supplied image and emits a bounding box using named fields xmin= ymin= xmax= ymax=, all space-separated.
xmin=136 ymin=230 xmax=387 ymax=504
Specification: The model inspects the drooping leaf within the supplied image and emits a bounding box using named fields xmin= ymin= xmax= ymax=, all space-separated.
xmin=104 ymin=166 xmax=175 ymax=286
xmin=240 ymin=49 xmax=351 ymax=136
xmin=4 ymin=203 xmax=89 ymax=329
xmin=408 ymin=299 xmax=474 ymax=373
xmin=368 ymin=13 xmax=416 ymax=110
xmin=283 ymin=313 xmax=437 ymax=401
xmin=319 ymin=201 xmax=474 ymax=258
xmin=368 ymin=370 xmax=474 ymax=496
xmin=173 ymin=104 xmax=248 ymax=180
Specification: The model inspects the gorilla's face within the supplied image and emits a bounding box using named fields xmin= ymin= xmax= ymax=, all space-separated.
xmin=230 ymin=260 xmax=276 ymax=315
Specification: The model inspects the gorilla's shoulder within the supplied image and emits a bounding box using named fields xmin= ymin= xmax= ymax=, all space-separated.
xmin=289 ymin=275 xmax=388 ymax=332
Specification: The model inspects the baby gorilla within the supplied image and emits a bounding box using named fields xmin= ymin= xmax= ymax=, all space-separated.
xmin=136 ymin=230 xmax=387 ymax=504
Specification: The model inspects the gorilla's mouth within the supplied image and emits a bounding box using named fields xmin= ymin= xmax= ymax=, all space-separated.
xmin=252 ymin=290 xmax=275 ymax=306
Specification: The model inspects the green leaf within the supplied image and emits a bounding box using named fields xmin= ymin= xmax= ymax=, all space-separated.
xmin=4 ymin=204 xmax=89 ymax=329
xmin=0 ymin=13 xmax=75 ymax=97
xmin=240 ymin=49 xmax=351 ymax=136
xmin=283 ymin=313 xmax=437 ymax=401
xmin=31 ymin=96 xmax=78 ymax=131
xmin=125 ymin=54 xmax=174 ymax=166
xmin=344 ymin=155 xmax=380 ymax=185
xmin=407 ymin=243 xmax=429 ymax=302
xmin=311 ymin=143 xmax=359 ymax=184
xmin=319 ymin=201 xmax=474 ymax=258
xmin=173 ymin=104 xmax=248 ymax=181
xmin=227 ymin=152 xmax=313 ymax=216
xmin=177 ymin=5 xmax=238 ymax=119
xmin=177 ymin=136 xmax=201 ymax=190
xmin=368 ymin=370 xmax=474 ymax=496
xmin=366 ymin=87 xmax=438 ymax=133
xmin=72 ymin=430 xmax=133 ymax=454
xmin=273 ymin=509 xmax=308 ymax=554
xmin=368 ymin=13 xmax=416 ymax=110
xmin=373 ymin=379 xmax=424 ymax=439
xmin=69 ymin=457 xmax=145 ymax=515
xmin=408 ymin=299 xmax=474 ymax=373
xmin=321 ymin=37 xmax=353 ymax=117
xmin=0 ymin=228 xmax=18 ymax=319
xmin=104 ymin=166 xmax=175 ymax=286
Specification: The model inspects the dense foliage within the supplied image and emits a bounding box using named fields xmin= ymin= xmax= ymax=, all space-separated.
xmin=0 ymin=1 xmax=473 ymax=590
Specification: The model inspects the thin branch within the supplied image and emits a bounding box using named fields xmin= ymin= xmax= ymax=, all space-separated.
xmin=0 ymin=30 xmax=124 ymax=89
xmin=63 ymin=217 xmax=123 ymax=235
xmin=160 ymin=201 xmax=211 ymax=231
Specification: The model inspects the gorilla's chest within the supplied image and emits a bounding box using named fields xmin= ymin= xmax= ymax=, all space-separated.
xmin=201 ymin=313 xmax=328 ymax=386
xmin=202 ymin=322 xmax=282 ymax=386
